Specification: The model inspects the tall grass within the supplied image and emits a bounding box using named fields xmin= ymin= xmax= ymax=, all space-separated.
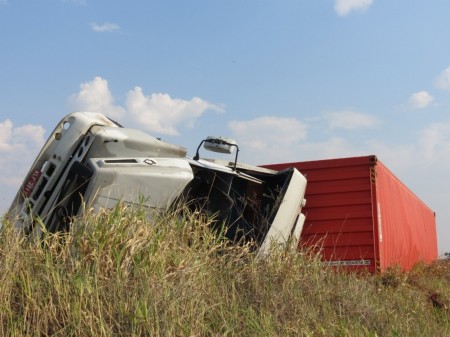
xmin=0 ymin=204 xmax=449 ymax=336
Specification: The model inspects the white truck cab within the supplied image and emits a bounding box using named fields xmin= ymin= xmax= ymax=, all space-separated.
xmin=7 ymin=112 xmax=307 ymax=255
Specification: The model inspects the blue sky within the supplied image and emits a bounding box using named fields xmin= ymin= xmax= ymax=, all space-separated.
xmin=1 ymin=0 xmax=450 ymax=253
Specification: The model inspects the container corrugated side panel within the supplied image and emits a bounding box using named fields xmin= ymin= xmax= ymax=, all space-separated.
xmin=374 ymin=161 xmax=437 ymax=272
xmin=263 ymin=156 xmax=378 ymax=272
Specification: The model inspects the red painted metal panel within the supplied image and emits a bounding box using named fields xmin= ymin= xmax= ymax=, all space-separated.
xmin=374 ymin=161 xmax=437 ymax=272
xmin=263 ymin=155 xmax=438 ymax=273
xmin=264 ymin=156 xmax=377 ymax=272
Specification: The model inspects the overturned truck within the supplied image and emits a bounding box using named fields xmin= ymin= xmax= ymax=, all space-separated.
xmin=7 ymin=112 xmax=307 ymax=255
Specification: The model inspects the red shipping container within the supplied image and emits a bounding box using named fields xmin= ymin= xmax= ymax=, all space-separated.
xmin=263 ymin=155 xmax=437 ymax=273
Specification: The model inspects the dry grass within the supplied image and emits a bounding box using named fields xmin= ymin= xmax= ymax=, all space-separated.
xmin=0 ymin=204 xmax=449 ymax=336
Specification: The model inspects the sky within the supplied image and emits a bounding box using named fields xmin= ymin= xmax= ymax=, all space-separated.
xmin=1 ymin=0 xmax=450 ymax=253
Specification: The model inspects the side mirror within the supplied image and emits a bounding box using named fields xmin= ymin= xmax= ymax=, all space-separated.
xmin=193 ymin=136 xmax=240 ymax=170
xmin=203 ymin=136 xmax=237 ymax=154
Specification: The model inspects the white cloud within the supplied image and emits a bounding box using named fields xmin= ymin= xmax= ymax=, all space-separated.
xmin=69 ymin=77 xmax=223 ymax=136
xmin=326 ymin=110 xmax=380 ymax=129
xmin=126 ymin=88 xmax=223 ymax=136
xmin=14 ymin=124 xmax=47 ymax=150
xmin=229 ymin=116 xmax=307 ymax=148
xmin=334 ymin=0 xmax=373 ymax=16
xmin=69 ymin=77 xmax=125 ymax=119
xmin=408 ymin=91 xmax=434 ymax=109
xmin=0 ymin=120 xmax=45 ymax=154
xmin=364 ymin=139 xmax=416 ymax=172
xmin=294 ymin=137 xmax=361 ymax=162
xmin=0 ymin=119 xmax=46 ymax=188
xmin=228 ymin=116 xmax=308 ymax=163
xmin=0 ymin=119 xmax=13 ymax=152
xmin=91 ymin=22 xmax=120 ymax=33
xmin=227 ymin=114 xmax=381 ymax=164
xmin=434 ymin=66 xmax=450 ymax=90
xmin=227 ymin=115 xmax=379 ymax=165
xmin=0 ymin=120 xmax=46 ymax=212
xmin=418 ymin=122 xmax=450 ymax=163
